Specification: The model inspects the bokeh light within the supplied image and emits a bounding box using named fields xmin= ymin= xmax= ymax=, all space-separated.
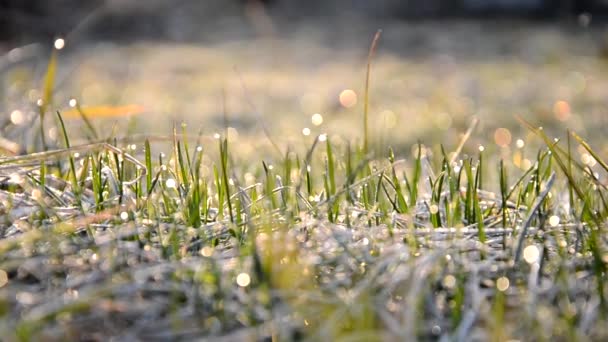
xmin=380 ymin=109 xmax=397 ymax=128
xmin=339 ymin=89 xmax=357 ymax=108
xmin=166 ymin=178 xmax=176 ymax=189
xmin=54 ymin=38 xmax=65 ymax=50
xmin=523 ymin=245 xmax=540 ymax=264
xmin=494 ymin=128 xmax=512 ymax=147
xmin=311 ymin=113 xmax=323 ymax=126
xmin=10 ymin=110 xmax=24 ymax=125
xmin=496 ymin=277 xmax=510 ymax=292
xmin=236 ymin=273 xmax=251 ymax=287
xmin=553 ymin=100 xmax=571 ymax=121
xmin=549 ymin=215 xmax=560 ymax=227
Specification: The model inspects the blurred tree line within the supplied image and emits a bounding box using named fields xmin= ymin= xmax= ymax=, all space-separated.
xmin=1 ymin=0 xmax=606 ymax=42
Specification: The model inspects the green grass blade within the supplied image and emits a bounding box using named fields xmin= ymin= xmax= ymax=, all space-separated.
xmin=363 ymin=30 xmax=382 ymax=154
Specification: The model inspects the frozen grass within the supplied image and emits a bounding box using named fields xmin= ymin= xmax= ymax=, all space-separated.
xmin=1 ymin=22 xmax=608 ymax=340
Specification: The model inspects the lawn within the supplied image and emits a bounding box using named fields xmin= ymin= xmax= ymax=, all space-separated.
xmin=0 ymin=19 xmax=607 ymax=340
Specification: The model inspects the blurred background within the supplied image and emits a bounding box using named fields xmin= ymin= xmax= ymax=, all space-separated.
xmin=1 ymin=0 xmax=608 ymax=164
xmin=2 ymin=0 xmax=608 ymax=42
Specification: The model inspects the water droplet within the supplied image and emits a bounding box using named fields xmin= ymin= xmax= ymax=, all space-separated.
xmin=339 ymin=89 xmax=357 ymax=108
xmin=516 ymin=139 xmax=525 ymax=148
xmin=236 ymin=272 xmax=251 ymax=287
xmin=496 ymin=277 xmax=510 ymax=291
xmin=380 ymin=109 xmax=397 ymax=129
xmin=549 ymin=215 xmax=560 ymax=227
xmin=54 ymin=38 xmax=65 ymax=50
xmin=429 ymin=204 xmax=439 ymax=214
xmin=227 ymin=127 xmax=239 ymax=141
xmin=494 ymin=128 xmax=512 ymax=147
xmin=431 ymin=325 xmax=441 ymax=335
xmin=554 ymin=100 xmax=571 ymax=121
xmin=10 ymin=110 xmax=24 ymax=125
xmin=200 ymin=246 xmax=214 ymax=257
xmin=69 ymin=99 xmax=77 ymax=107
xmin=478 ymin=145 xmax=485 ymax=152
xmin=442 ymin=275 xmax=456 ymax=289
xmin=120 ymin=211 xmax=129 ymax=221
xmin=318 ymin=134 xmax=327 ymax=142
xmin=16 ymin=292 xmax=35 ymax=305
xmin=523 ymin=245 xmax=540 ymax=264
xmin=311 ymin=113 xmax=323 ymax=126
xmin=302 ymin=127 xmax=311 ymax=136
xmin=31 ymin=189 xmax=42 ymax=201
xmin=166 ymin=178 xmax=176 ymax=188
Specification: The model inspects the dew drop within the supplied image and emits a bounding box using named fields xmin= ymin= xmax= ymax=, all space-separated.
xmin=523 ymin=245 xmax=540 ymax=264
xmin=54 ymin=38 xmax=65 ymax=50
xmin=496 ymin=277 xmax=510 ymax=292
xmin=236 ymin=272 xmax=251 ymax=287
xmin=311 ymin=113 xmax=323 ymax=126
xmin=339 ymin=89 xmax=357 ymax=108
xmin=549 ymin=215 xmax=560 ymax=227
xmin=166 ymin=178 xmax=176 ymax=188
xmin=10 ymin=110 xmax=24 ymax=125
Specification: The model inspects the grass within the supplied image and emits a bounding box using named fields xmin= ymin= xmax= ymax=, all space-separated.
xmin=1 ymin=26 xmax=608 ymax=340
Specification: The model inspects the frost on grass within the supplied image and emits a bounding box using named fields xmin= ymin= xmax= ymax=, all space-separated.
xmin=0 ymin=130 xmax=606 ymax=341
